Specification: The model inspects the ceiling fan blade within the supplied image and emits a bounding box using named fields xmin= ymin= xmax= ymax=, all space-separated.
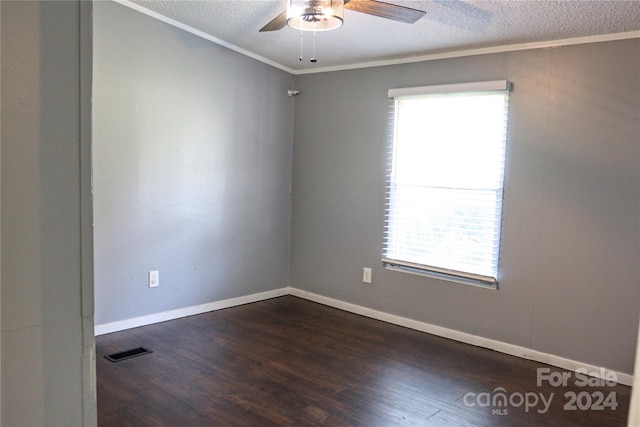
xmin=345 ymin=0 xmax=425 ymax=24
xmin=259 ymin=10 xmax=288 ymax=32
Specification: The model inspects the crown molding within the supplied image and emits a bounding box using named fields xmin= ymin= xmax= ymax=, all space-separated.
xmin=113 ymin=1 xmax=639 ymax=76
xmin=294 ymin=30 xmax=640 ymax=75
xmin=113 ymin=0 xmax=296 ymax=74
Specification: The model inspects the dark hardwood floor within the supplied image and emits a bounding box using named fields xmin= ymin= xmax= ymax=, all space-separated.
xmin=96 ymin=296 xmax=630 ymax=426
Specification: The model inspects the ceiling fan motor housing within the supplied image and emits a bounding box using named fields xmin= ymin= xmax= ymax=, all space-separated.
xmin=287 ymin=0 xmax=345 ymax=31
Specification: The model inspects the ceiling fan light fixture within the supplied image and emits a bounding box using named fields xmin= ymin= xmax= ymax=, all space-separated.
xmin=287 ymin=0 xmax=344 ymax=31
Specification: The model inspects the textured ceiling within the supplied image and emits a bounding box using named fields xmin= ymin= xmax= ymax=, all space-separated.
xmin=127 ymin=0 xmax=640 ymax=73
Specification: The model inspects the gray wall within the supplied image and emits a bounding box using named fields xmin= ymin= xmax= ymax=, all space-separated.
xmin=1 ymin=1 xmax=95 ymax=425
xmin=93 ymin=2 xmax=293 ymax=325
xmin=291 ymin=40 xmax=640 ymax=374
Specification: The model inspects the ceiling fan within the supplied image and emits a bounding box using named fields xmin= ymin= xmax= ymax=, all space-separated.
xmin=259 ymin=0 xmax=426 ymax=32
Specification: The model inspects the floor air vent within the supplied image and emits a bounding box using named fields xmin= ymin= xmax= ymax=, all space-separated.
xmin=105 ymin=347 xmax=153 ymax=362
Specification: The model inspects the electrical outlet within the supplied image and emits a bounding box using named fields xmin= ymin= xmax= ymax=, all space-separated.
xmin=149 ymin=270 xmax=159 ymax=288
xmin=363 ymin=267 xmax=372 ymax=284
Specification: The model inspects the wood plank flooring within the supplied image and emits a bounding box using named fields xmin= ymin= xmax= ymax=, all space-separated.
xmin=96 ymin=296 xmax=631 ymax=426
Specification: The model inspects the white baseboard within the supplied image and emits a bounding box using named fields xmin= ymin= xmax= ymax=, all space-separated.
xmin=94 ymin=285 xmax=633 ymax=386
xmin=287 ymin=287 xmax=634 ymax=387
xmin=94 ymin=287 xmax=289 ymax=336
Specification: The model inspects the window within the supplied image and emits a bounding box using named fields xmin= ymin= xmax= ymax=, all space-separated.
xmin=383 ymin=80 xmax=511 ymax=289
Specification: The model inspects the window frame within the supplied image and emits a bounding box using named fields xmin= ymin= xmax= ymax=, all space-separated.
xmin=382 ymin=80 xmax=512 ymax=289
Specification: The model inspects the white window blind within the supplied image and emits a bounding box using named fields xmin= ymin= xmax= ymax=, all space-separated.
xmin=383 ymin=80 xmax=511 ymax=288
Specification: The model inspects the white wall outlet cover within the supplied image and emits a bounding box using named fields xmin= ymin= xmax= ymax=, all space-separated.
xmin=149 ymin=270 xmax=159 ymax=288
xmin=363 ymin=267 xmax=372 ymax=284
